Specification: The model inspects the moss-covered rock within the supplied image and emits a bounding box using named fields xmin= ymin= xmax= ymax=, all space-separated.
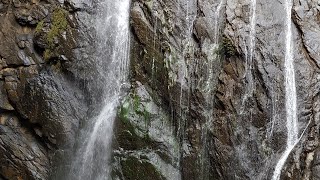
xmin=222 ymin=35 xmax=237 ymax=58
xmin=113 ymin=82 xmax=181 ymax=179
xmin=34 ymin=7 xmax=77 ymax=63
xmin=46 ymin=8 xmax=68 ymax=48
xmin=116 ymin=92 xmax=158 ymax=150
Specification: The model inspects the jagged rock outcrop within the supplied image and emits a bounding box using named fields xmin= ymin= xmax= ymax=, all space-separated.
xmin=0 ymin=0 xmax=95 ymax=179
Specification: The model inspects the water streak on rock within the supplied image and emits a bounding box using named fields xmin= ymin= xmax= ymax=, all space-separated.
xmin=272 ymin=0 xmax=298 ymax=179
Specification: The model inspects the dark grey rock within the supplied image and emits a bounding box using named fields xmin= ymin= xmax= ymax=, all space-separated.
xmin=15 ymin=71 xmax=87 ymax=148
xmin=0 ymin=113 xmax=49 ymax=180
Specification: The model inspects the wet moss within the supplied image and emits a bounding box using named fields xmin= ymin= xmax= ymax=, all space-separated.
xmin=131 ymin=93 xmax=151 ymax=126
xmin=43 ymin=49 xmax=53 ymax=61
xmin=38 ymin=7 xmax=69 ymax=61
xmin=47 ymin=8 xmax=68 ymax=48
xmin=117 ymin=94 xmax=159 ymax=150
xmin=133 ymin=94 xmax=140 ymax=111
xmin=119 ymin=99 xmax=130 ymax=122
xmin=222 ymin=35 xmax=237 ymax=58
xmin=35 ymin=20 xmax=44 ymax=33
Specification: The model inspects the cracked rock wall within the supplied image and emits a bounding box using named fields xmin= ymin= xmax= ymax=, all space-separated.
xmin=124 ymin=0 xmax=320 ymax=179
xmin=1 ymin=0 xmax=320 ymax=179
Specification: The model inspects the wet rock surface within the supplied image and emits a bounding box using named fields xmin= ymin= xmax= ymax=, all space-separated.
xmin=113 ymin=82 xmax=180 ymax=180
xmin=0 ymin=0 xmax=95 ymax=179
xmin=125 ymin=0 xmax=320 ymax=179
xmin=128 ymin=0 xmax=224 ymax=178
xmin=0 ymin=0 xmax=320 ymax=179
xmin=0 ymin=113 xmax=48 ymax=180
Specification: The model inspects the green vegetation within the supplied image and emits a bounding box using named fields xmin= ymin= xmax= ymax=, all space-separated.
xmin=222 ymin=35 xmax=237 ymax=57
xmin=47 ymin=8 xmax=68 ymax=48
xmin=43 ymin=49 xmax=53 ymax=60
xmin=119 ymin=99 xmax=130 ymax=122
xmin=35 ymin=20 xmax=44 ymax=33
xmin=35 ymin=7 xmax=69 ymax=61
xmin=118 ymin=92 xmax=152 ymax=137
xmin=119 ymin=94 xmax=151 ymax=124
xmin=133 ymin=94 xmax=140 ymax=111
xmin=131 ymin=94 xmax=151 ymax=123
xmin=117 ymin=94 xmax=157 ymax=150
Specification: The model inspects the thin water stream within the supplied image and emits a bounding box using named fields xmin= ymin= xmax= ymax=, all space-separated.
xmin=240 ymin=0 xmax=256 ymax=114
xmin=247 ymin=0 xmax=256 ymax=95
xmin=272 ymin=0 xmax=298 ymax=179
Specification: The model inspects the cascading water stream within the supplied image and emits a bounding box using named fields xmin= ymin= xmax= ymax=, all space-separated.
xmin=247 ymin=0 xmax=256 ymax=95
xmin=272 ymin=0 xmax=298 ymax=179
xmin=65 ymin=0 xmax=131 ymax=179
xmin=214 ymin=0 xmax=224 ymax=44
xmin=199 ymin=1 xmax=225 ymax=178
xmin=240 ymin=0 xmax=256 ymax=115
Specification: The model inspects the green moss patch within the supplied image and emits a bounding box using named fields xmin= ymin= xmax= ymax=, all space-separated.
xmin=35 ymin=7 xmax=69 ymax=61
xmin=35 ymin=20 xmax=44 ymax=33
xmin=119 ymin=93 xmax=152 ymax=126
xmin=222 ymin=35 xmax=237 ymax=58
xmin=47 ymin=8 xmax=68 ymax=48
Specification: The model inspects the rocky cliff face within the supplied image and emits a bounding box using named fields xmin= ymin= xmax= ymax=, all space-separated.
xmin=0 ymin=0 xmax=320 ymax=179
xmin=115 ymin=0 xmax=320 ymax=179
xmin=0 ymin=0 xmax=97 ymax=179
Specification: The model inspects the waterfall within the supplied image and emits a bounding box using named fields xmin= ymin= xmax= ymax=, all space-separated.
xmin=247 ymin=0 xmax=256 ymax=95
xmin=240 ymin=0 xmax=256 ymax=114
xmin=199 ymin=0 xmax=225 ymax=178
xmin=66 ymin=0 xmax=131 ymax=179
xmin=214 ymin=0 xmax=224 ymax=44
xmin=272 ymin=0 xmax=298 ymax=179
